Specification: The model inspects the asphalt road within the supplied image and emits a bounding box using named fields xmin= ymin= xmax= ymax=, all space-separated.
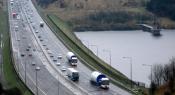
xmin=8 ymin=0 xmax=132 ymax=95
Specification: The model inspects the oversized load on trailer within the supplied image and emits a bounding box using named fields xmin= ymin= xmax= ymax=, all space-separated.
xmin=66 ymin=52 xmax=78 ymax=66
xmin=90 ymin=71 xmax=109 ymax=89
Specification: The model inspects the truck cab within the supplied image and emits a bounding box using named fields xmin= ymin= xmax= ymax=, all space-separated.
xmin=100 ymin=78 xmax=109 ymax=89
xmin=67 ymin=68 xmax=79 ymax=81
xmin=66 ymin=52 xmax=78 ymax=66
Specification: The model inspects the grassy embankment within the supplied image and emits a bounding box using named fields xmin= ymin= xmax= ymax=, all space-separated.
xmin=0 ymin=2 xmax=33 ymax=95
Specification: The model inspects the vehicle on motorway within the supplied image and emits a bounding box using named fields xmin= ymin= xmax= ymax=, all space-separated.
xmin=90 ymin=71 xmax=109 ymax=89
xmin=40 ymin=21 xmax=44 ymax=27
xmin=31 ymin=62 xmax=36 ymax=66
xmin=12 ymin=12 xmax=17 ymax=18
xmin=66 ymin=52 xmax=78 ymax=66
xmin=55 ymin=62 xmax=61 ymax=66
xmin=67 ymin=68 xmax=79 ymax=81
xmin=58 ymin=54 xmax=62 ymax=59
xmin=15 ymin=26 xmax=18 ymax=31
xmin=10 ymin=1 xmax=14 ymax=5
xmin=28 ymin=53 xmax=32 ymax=57
xmin=61 ymin=66 xmax=66 ymax=71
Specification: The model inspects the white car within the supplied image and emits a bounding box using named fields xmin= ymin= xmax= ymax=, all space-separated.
xmin=55 ymin=62 xmax=61 ymax=66
xmin=31 ymin=62 xmax=36 ymax=66
xmin=58 ymin=54 xmax=62 ymax=59
xmin=61 ymin=66 xmax=66 ymax=71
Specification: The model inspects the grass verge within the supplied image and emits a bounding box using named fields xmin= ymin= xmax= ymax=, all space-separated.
xmin=0 ymin=4 xmax=33 ymax=95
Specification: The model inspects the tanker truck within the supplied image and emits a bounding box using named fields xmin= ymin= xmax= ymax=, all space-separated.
xmin=90 ymin=71 xmax=109 ymax=89
xmin=66 ymin=52 xmax=78 ymax=66
xmin=67 ymin=68 xmax=79 ymax=81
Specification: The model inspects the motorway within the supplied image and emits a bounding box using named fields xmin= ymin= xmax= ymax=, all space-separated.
xmin=8 ymin=0 xmax=132 ymax=95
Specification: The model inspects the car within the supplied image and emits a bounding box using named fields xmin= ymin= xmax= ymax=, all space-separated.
xmin=50 ymin=55 xmax=54 ymax=58
xmin=40 ymin=39 xmax=43 ymax=42
xmin=28 ymin=53 xmax=32 ymax=56
xmin=58 ymin=54 xmax=62 ymax=59
xmin=61 ymin=66 xmax=66 ymax=71
xmin=46 ymin=48 xmax=49 ymax=50
xmin=55 ymin=62 xmax=61 ymax=66
xmin=38 ymin=36 xmax=41 ymax=38
xmin=53 ymin=59 xmax=57 ymax=62
xmin=31 ymin=62 xmax=36 ymax=66
xmin=17 ymin=39 xmax=20 ymax=41
xmin=33 ymin=49 xmax=36 ymax=51
xmin=28 ymin=44 xmax=31 ymax=48
xmin=26 ymin=48 xmax=30 ymax=51
xmin=22 ymin=36 xmax=26 ymax=39
xmin=21 ymin=54 xmax=25 ymax=57
xmin=47 ymin=50 xmax=52 ymax=54
xmin=43 ymin=44 xmax=46 ymax=46
xmin=35 ymin=30 xmax=39 ymax=33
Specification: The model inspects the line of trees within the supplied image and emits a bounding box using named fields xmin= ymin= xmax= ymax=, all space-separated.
xmin=36 ymin=0 xmax=57 ymax=8
xmin=150 ymin=58 xmax=175 ymax=95
xmin=0 ymin=83 xmax=22 ymax=95
xmin=147 ymin=0 xmax=175 ymax=20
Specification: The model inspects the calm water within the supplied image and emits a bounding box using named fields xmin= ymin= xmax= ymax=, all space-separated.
xmin=75 ymin=30 xmax=175 ymax=86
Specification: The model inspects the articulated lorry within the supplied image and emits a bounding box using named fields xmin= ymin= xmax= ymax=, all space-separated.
xmin=90 ymin=71 xmax=109 ymax=89
xmin=67 ymin=68 xmax=79 ymax=81
xmin=66 ymin=52 xmax=78 ymax=66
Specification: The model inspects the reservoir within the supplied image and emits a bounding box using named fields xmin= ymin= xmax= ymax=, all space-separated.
xmin=75 ymin=30 xmax=175 ymax=86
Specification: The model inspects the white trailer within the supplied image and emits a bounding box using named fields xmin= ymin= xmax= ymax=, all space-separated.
xmin=90 ymin=71 xmax=109 ymax=89
xmin=67 ymin=68 xmax=79 ymax=81
xmin=66 ymin=52 xmax=78 ymax=66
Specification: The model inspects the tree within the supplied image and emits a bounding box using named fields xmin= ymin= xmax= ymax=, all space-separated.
xmin=147 ymin=0 xmax=175 ymax=20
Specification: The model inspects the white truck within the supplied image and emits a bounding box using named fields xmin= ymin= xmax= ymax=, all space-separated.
xmin=90 ymin=71 xmax=109 ymax=89
xmin=39 ymin=21 xmax=44 ymax=27
xmin=66 ymin=52 xmax=78 ymax=66
xmin=67 ymin=68 xmax=79 ymax=81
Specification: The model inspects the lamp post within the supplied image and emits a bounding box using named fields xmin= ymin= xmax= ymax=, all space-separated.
xmin=17 ymin=39 xmax=20 ymax=72
xmin=90 ymin=45 xmax=98 ymax=56
xmin=123 ymin=56 xmax=133 ymax=89
xmin=35 ymin=66 xmax=40 ymax=95
xmin=56 ymin=76 xmax=60 ymax=95
xmin=25 ymin=61 xmax=27 ymax=84
xmin=103 ymin=49 xmax=111 ymax=67
xmin=142 ymin=64 xmax=153 ymax=83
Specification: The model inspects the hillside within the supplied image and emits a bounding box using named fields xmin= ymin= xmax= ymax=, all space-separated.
xmin=35 ymin=0 xmax=175 ymax=31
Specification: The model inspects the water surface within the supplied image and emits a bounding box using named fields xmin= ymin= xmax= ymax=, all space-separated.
xmin=75 ymin=30 xmax=175 ymax=86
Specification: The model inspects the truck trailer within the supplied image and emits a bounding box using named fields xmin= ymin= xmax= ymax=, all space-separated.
xmin=66 ymin=52 xmax=78 ymax=66
xmin=67 ymin=68 xmax=79 ymax=81
xmin=90 ymin=71 xmax=109 ymax=89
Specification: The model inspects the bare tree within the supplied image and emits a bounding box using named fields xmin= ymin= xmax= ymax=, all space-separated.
xmin=152 ymin=64 xmax=164 ymax=86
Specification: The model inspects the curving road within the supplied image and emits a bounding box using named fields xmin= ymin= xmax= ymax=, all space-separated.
xmin=8 ymin=0 xmax=132 ymax=95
